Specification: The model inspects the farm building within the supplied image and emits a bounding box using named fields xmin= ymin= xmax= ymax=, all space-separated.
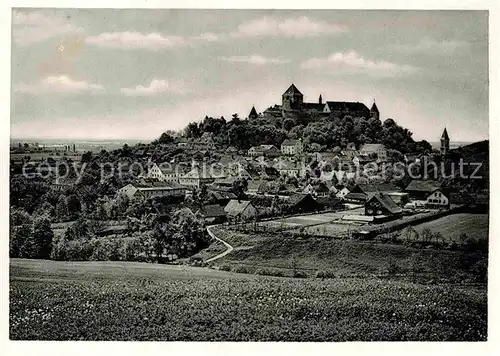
xmin=350 ymin=183 xmax=401 ymax=196
xmin=197 ymin=205 xmax=227 ymax=224
xmin=246 ymin=180 xmax=268 ymax=195
xmin=281 ymin=139 xmax=304 ymax=156
xmin=358 ymin=143 xmax=388 ymax=161
xmin=147 ymin=162 xmax=190 ymax=182
xmin=344 ymin=192 xmax=369 ymax=204
xmin=385 ymin=192 xmax=410 ymax=206
xmin=179 ymin=166 xmax=216 ymax=188
xmin=207 ymin=188 xmax=238 ymax=206
xmin=315 ymin=196 xmax=343 ymax=210
xmin=286 ymin=193 xmax=322 ymax=214
xmin=365 ymin=193 xmax=403 ymax=217
xmin=224 ymin=200 xmax=258 ymax=220
xmin=134 ymin=181 xmax=187 ymax=200
xmin=404 ymin=180 xmax=441 ymax=200
xmin=426 ymin=189 xmax=450 ymax=209
xmin=336 ymin=186 xmax=350 ymax=199
xmin=248 ymin=145 xmax=280 ymax=158
xmin=302 ymin=182 xmax=331 ymax=197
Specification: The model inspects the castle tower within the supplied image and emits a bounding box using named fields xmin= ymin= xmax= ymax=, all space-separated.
xmin=440 ymin=127 xmax=450 ymax=156
xmin=370 ymin=100 xmax=379 ymax=120
xmin=249 ymin=105 xmax=258 ymax=119
xmin=282 ymin=83 xmax=303 ymax=112
xmin=319 ymin=94 xmax=323 ymax=105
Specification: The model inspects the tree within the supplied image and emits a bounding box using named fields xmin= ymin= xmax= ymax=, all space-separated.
xmin=421 ymin=227 xmax=433 ymax=243
xmin=65 ymin=217 xmax=91 ymax=241
xmin=121 ymin=143 xmax=132 ymax=157
xmin=185 ymin=122 xmax=201 ymax=138
xmin=112 ymin=193 xmax=130 ymax=218
xmin=283 ymin=118 xmax=295 ymax=131
xmin=81 ymin=151 xmax=92 ymax=163
xmin=31 ymin=216 xmax=54 ymax=259
xmin=56 ymin=195 xmax=69 ymax=222
xmin=231 ymin=178 xmax=248 ymax=200
xmin=67 ymin=194 xmax=82 ymax=219
xmin=158 ymin=132 xmax=174 ymax=144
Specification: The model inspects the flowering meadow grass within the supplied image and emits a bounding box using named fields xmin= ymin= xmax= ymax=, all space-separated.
xmin=10 ymin=259 xmax=486 ymax=341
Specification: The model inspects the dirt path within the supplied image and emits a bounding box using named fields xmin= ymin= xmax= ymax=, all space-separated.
xmin=204 ymin=225 xmax=233 ymax=263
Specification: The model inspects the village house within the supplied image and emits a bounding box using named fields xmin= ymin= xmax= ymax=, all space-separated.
xmin=285 ymin=193 xmax=323 ymax=214
xmin=224 ymin=200 xmax=258 ymax=220
xmin=147 ymin=162 xmax=190 ymax=183
xmin=359 ymin=143 xmax=388 ymax=161
xmin=196 ymin=204 xmax=227 ymax=224
xmin=248 ymin=145 xmax=280 ymax=158
xmin=51 ymin=177 xmax=77 ymax=192
xmin=274 ymin=159 xmax=302 ymax=178
xmin=365 ymin=192 xmax=403 ymax=217
xmin=281 ymin=139 xmax=304 ymax=156
xmin=207 ymin=188 xmax=238 ymax=206
xmin=246 ymin=180 xmax=268 ymax=195
xmin=425 ymin=189 xmax=450 ymax=209
xmin=336 ymin=186 xmax=350 ymax=199
xmin=302 ymin=182 xmax=331 ymax=198
xmin=404 ymin=180 xmax=441 ymax=200
xmin=179 ymin=165 xmax=216 ymax=188
xmin=117 ymin=181 xmax=187 ymax=201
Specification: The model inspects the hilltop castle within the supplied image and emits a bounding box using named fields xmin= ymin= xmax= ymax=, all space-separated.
xmin=250 ymin=84 xmax=379 ymax=120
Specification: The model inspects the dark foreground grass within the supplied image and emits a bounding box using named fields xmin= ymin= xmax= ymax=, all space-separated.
xmin=10 ymin=259 xmax=487 ymax=341
xmin=211 ymin=227 xmax=487 ymax=282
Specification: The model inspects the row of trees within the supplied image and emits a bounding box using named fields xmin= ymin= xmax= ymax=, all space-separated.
xmin=182 ymin=112 xmax=432 ymax=154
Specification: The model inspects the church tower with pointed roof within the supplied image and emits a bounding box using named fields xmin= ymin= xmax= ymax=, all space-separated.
xmin=370 ymin=100 xmax=379 ymax=120
xmin=249 ymin=105 xmax=258 ymax=119
xmin=440 ymin=127 xmax=450 ymax=156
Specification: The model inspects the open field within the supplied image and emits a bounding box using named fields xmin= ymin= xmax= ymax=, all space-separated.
xmin=209 ymin=227 xmax=487 ymax=282
xmin=10 ymin=259 xmax=486 ymax=341
xmin=261 ymin=208 xmax=365 ymax=229
xmin=413 ymin=214 xmax=489 ymax=242
xmin=251 ymin=208 xmax=486 ymax=242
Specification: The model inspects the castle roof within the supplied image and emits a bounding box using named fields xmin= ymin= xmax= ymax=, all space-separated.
xmin=283 ymin=83 xmax=303 ymax=96
xmin=302 ymin=102 xmax=324 ymax=111
xmin=441 ymin=128 xmax=450 ymax=141
xmin=325 ymin=101 xmax=370 ymax=113
xmin=371 ymin=101 xmax=379 ymax=113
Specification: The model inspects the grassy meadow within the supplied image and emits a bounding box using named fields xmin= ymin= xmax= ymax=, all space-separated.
xmin=10 ymin=259 xmax=486 ymax=341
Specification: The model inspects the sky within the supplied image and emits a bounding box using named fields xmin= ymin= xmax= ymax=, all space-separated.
xmin=10 ymin=9 xmax=489 ymax=142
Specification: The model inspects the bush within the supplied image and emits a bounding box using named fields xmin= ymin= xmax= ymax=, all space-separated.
xmin=255 ymin=268 xmax=285 ymax=277
xmin=315 ymin=269 xmax=336 ymax=279
xmin=293 ymin=270 xmax=308 ymax=279
xmin=470 ymin=258 xmax=488 ymax=283
xmin=219 ymin=264 xmax=231 ymax=271
xmin=233 ymin=265 xmax=250 ymax=274
xmin=386 ymin=259 xmax=400 ymax=276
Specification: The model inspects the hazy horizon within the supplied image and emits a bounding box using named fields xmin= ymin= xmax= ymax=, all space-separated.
xmin=11 ymin=9 xmax=489 ymax=142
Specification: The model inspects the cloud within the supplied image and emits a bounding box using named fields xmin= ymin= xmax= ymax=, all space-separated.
xmin=231 ymin=16 xmax=347 ymax=38
xmin=14 ymin=75 xmax=104 ymax=94
xmin=300 ymin=51 xmax=418 ymax=77
xmin=192 ymin=32 xmax=222 ymax=42
xmin=390 ymin=37 xmax=469 ymax=55
xmin=85 ymin=32 xmax=187 ymax=50
xmin=83 ymin=16 xmax=346 ymax=51
xmin=12 ymin=10 xmax=83 ymax=45
xmin=120 ymin=79 xmax=189 ymax=96
xmin=218 ymin=54 xmax=290 ymax=65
